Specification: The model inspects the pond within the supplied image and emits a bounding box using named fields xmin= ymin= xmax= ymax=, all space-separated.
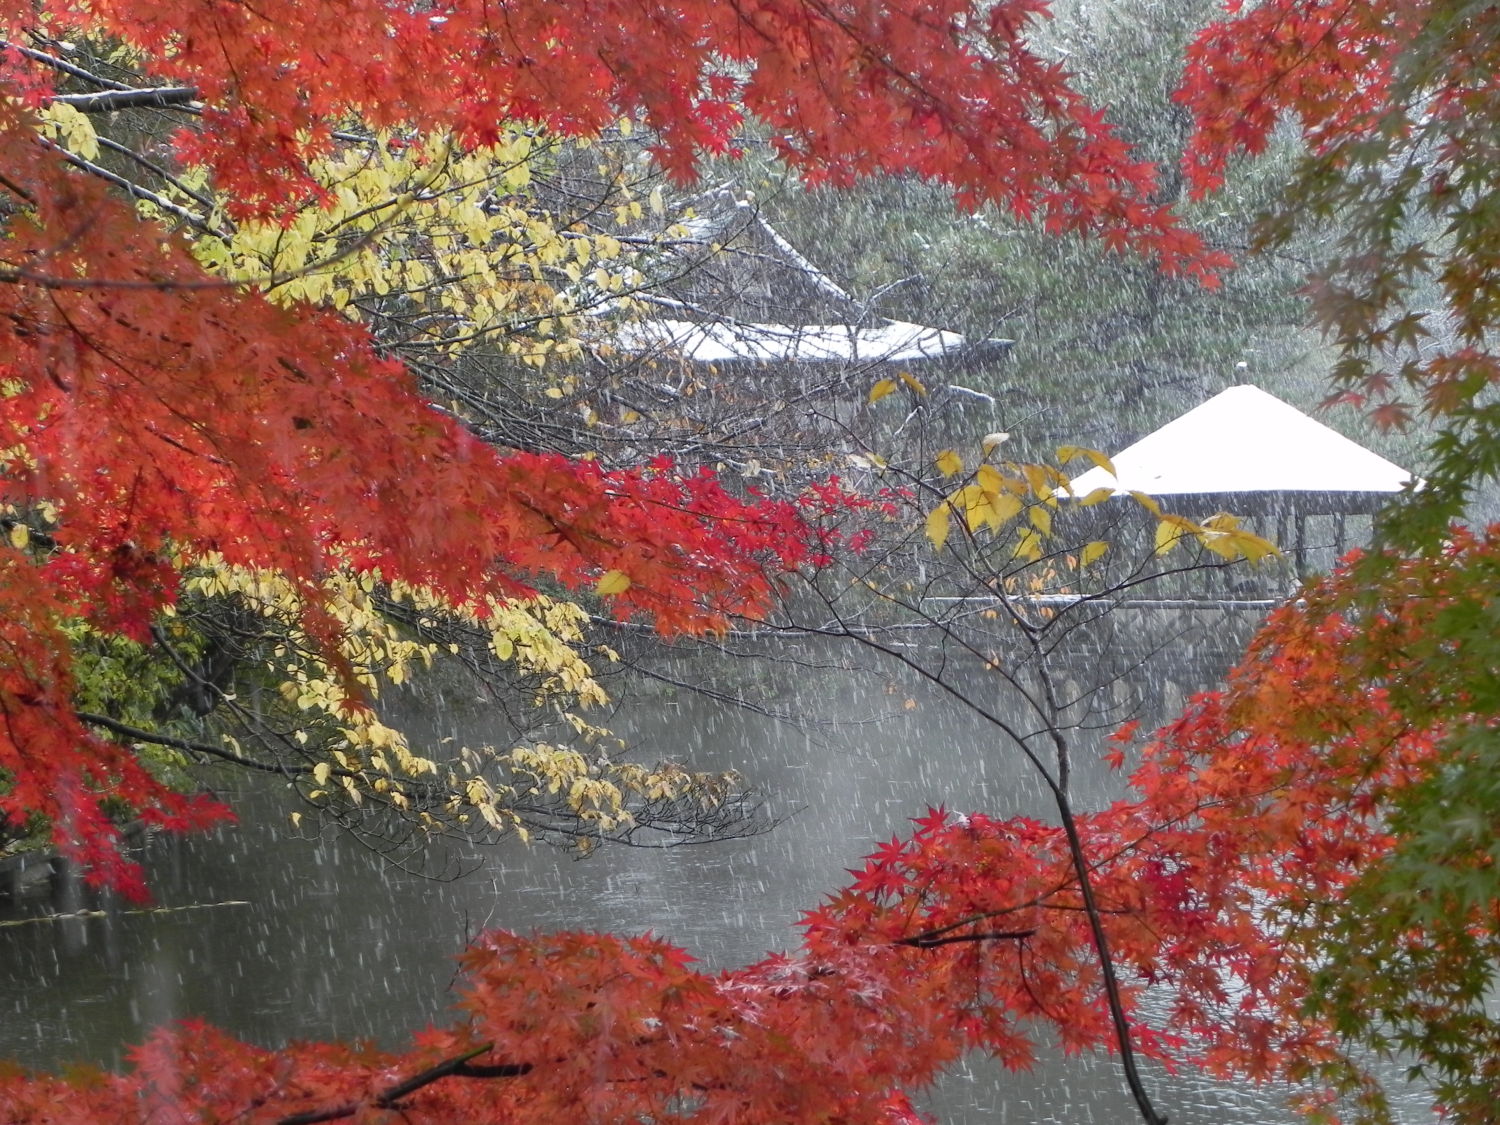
xmin=0 ymin=611 xmax=1436 ymax=1123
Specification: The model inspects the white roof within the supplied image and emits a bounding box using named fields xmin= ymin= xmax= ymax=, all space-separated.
xmin=615 ymin=317 xmax=972 ymax=365
xmin=1070 ymin=384 xmax=1417 ymax=497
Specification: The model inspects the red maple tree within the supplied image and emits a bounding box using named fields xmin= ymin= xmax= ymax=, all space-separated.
xmin=0 ymin=0 xmax=1223 ymax=895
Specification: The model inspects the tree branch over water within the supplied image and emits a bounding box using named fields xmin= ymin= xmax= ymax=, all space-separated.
xmin=274 ymin=1043 xmax=531 ymax=1125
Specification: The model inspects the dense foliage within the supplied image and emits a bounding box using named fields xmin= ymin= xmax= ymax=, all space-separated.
xmin=3 ymin=0 xmax=1500 ymax=1122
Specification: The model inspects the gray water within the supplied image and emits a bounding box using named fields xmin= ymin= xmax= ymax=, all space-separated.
xmin=0 ymin=618 xmax=1437 ymax=1123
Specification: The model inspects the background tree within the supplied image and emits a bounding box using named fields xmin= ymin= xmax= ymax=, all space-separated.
xmin=1163 ymin=0 xmax=1500 ymax=1113
xmin=752 ymin=0 xmax=1418 ymax=462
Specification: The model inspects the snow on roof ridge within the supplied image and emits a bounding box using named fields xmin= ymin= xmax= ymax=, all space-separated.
xmin=671 ymin=188 xmax=855 ymax=307
xmin=742 ymin=203 xmax=855 ymax=306
xmin=615 ymin=316 xmax=972 ymax=365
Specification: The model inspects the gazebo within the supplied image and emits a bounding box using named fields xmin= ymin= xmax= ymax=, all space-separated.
xmin=1069 ymin=384 xmax=1419 ymax=572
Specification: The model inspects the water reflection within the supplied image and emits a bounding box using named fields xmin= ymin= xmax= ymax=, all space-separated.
xmin=0 ymin=617 xmax=1436 ymax=1122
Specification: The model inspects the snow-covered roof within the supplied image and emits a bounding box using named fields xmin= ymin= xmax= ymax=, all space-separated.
xmin=615 ymin=316 xmax=983 ymax=366
xmin=1069 ymin=384 xmax=1417 ymax=498
xmin=613 ymin=188 xmax=1011 ymax=369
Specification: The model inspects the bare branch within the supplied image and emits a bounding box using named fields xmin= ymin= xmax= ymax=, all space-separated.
xmin=273 ymin=1042 xmax=530 ymax=1125
xmin=897 ymin=927 xmax=1036 ymax=948
xmin=35 ymin=135 xmax=219 ymax=235
xmin=0 ymin=37 xmax=137 ymax=91
xmin=48 ymin=86 xmax=202 ymax=113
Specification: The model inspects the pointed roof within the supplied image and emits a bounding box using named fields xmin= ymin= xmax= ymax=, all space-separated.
xmin=613 ymin=187 xmax=1011 ymax=368
xmin=1069 ymin=385 xmax=1417 ymax=499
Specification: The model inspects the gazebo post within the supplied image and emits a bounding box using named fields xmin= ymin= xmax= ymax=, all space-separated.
xmin=1294 ymin=509 xmax=1308 ymax=577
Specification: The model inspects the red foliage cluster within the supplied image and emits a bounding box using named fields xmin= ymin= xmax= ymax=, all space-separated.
xmin=1180 ymin=0 xmax=1500 ymax=432
xmin=0 ymin=95 xmax=818 ymax=893
xmin=7 ymin=0 xmax=1223 ymax=276
xmin=1178 ymin=0 xmax=1406 ymax=196
xmin=0 ymin=630 xmax=1440 ymax=1125
xmin=0 ymin=0 xmax=1238 ymax=893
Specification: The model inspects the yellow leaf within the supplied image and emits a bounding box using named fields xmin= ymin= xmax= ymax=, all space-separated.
xmin=1012 ymin=528 xmax=1043 ymax=562
xmin=981 ymin=432 xmax=1010 ymax=456
xmin=898 ymin=370 xmax=927 ymax=397
xmin=1080 ymin=540 xmax=1109 ymax=566
xmin=1056 ymin=445 xmax=1116 ymax=476
xmin=925 ymin=504 xmax=951 ymax=551
xmin=1237 ymin=532 xmax=1279 ymax=563
xmin=1029 ymin=505 xmax=1052 ymax=537
xmin=1204 ymin=528 xmax=1278 ymax=563
xmin=544 ymin=387 xmax=565 ymax=399
xmin=868 ymin=378 xmax=898 ymax=404
xmin=1130 ymin=490 xmax=1163 ymax=517
xmin=313 ymin=761 xmax=332 ymax=786
xmin=989 ymin=492 xmax=1023 ymax=528
xmin=1077 ymin=486 xmax=1116 ymax=507
xmin=1201 ymin=511 xmax=1241 ymax=532
xmin=7 ymin=523 xmax=27 ymax=550
xmin=935 ymin=449 xmax=963 ymax=477
xmin=1154 ymin=519 xmax=1183 ymax=557
xmin=1021 ymin=463 xmax=1057 ymax=505
xmin=1084 ymin=449 xmax=1117 ymax=476
xmin=951 ymin=485 xmax=989 ymax=532
xmin=596 ymin=569 xmax=632 ymax=596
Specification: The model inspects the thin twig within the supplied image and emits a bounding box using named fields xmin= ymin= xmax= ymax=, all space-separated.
xmin=36 ymin=135 xmax=219 ymax=235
